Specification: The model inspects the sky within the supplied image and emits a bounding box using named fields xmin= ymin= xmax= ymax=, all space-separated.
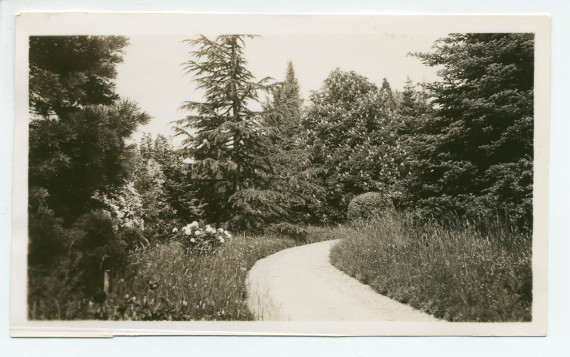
xmin=114 ymin=33 xmax=446 ymax=144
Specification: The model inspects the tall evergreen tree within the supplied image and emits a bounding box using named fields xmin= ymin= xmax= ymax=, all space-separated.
xmin=176 ymin=35 xmax=292 ymax=229
xmin=270 ymin=60 xmax=303 ymax=144
xmin=264 ymin=61 xmax=321 ymax=224
xmin=403 ymin=33 xmax=534 ymax=223
xmin=29 ymin=36 xmax=150 ymax=222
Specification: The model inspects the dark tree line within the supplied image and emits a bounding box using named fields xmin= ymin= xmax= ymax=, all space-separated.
xmin=175 ymin=33 xmax=534 ymax=228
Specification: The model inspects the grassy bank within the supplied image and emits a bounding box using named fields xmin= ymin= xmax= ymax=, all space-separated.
xmin=329 ymin=211 xmax=532 ymax=322
xmin=29 ymin=228 xmax=335 ymax=320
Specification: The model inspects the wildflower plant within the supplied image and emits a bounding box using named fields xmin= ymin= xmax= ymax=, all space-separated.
xmin=174 ymin=221 xmax=232 ymax=255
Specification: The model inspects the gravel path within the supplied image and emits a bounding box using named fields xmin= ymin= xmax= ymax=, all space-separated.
xmin=246 ymin=239 xmax=439 ymax=321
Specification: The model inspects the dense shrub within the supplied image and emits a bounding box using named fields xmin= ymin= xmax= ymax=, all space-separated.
xmin=347 ymin=192 xmax=393 ymax=221
xmin=28 ymin=205 xmax=71 ymax=266
xmin=69 ymin=210 xmax=128 ymax=297
xmin=269 ymin=222 xmax=308 ymax=243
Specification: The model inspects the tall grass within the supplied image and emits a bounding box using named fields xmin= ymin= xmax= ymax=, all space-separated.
xmin=329 ymin=210 xmax=532 ymax=322
xmin=29 ymin=228 xmax=335 ymax=320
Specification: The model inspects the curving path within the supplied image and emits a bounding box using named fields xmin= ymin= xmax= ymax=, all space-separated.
xmin=246 ymin=239 xmax=439 ymax=321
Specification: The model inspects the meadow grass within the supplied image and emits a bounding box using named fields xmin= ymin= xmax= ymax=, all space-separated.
xmin=29 ymin=228 xmax=335 ymax=320
xmin=329 ymin=210 xmax=532 ymax=322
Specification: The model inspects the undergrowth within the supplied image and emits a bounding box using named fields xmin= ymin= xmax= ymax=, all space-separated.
xmin=329 ymin=210 xmax=532 ymax=322
xmin=29 ymin=228 xmax=334 ymax=320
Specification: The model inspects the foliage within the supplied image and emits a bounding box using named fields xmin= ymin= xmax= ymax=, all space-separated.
xmin=68 ymin=210 xmax=129 ymax=297
xmin=28 ymin=187 xmax=74 ymax=265
xmin=268 ymin=222 xmax=308 ymax=243
xmin=303 ymin=69 xmax=403 ymax=222
xmin=29 ymin=36 xmax=128 ymax=117
xmin=27 ymin=36 xmax=150 ymax=319
xmin=346 ymin=192 xmax=393 ymax=221
xmin=330 ymin=211 xmax=532 ymax=321
xmin=263 ymin=61 xmax=323 ymax=226
xmin=92 ymin=182 xmax=145 ymax=231
xmin=402 ymin=33 xmax=534 ymax=224
xmin=29 ymin=35 xmax=149 ymax=222
xmin=29 ymin=99 xmax=150 ymax=223
xmin=175 ymin=35 xmax=299 ymax=230
xmin=137 ymin=134 xmax=205 ymax=230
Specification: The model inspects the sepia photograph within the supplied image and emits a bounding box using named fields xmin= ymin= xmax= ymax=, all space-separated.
xmin=10 ymin=13 xmax=549 ymax=337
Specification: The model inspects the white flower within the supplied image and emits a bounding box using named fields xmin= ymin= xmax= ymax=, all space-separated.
xmin=190 ymin=238 xmax=196 ymax=243
xmin=190 ymin=221 xmax=199 ymax=229
xmin=219 ymin=237 xmax=225 ymax=243
xmin=217 ymin=228 xmax=224 ymax=233
xmin=172 ymin=228 xmax=178 ymax=233
xmin=184 ymin=228 xmax=192 ymax=236
xmin=194 ymin=230 xmax=201 ymax=236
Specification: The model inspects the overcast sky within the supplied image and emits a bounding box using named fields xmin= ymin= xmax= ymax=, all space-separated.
xmin=114 ymin=33 xmax=446 ymax=144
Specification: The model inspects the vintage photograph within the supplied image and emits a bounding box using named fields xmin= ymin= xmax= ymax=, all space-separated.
xmin=11 ymin=13 xmax=549 ymax=336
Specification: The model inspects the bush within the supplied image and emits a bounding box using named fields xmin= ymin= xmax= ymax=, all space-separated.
xmin=69 ymin=210 xmax=128 ymax=296
xmin=28 ymin=205 xmax=72 ymax=266
xmin=268 ymin=222 xmax=308 ymax=243
xmin=173 ymin=221 xmax=233 ymax=255
xmin=347 ymin=192 xmax=392 ymax=221
xmin=118 ymin=226 xmax=148 ymax=251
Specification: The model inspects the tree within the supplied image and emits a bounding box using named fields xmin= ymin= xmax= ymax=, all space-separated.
xmin=28 ymin=36 xmax=149 ymax=222
xmin=264 ymin=61 xmax=321 ymax=224
xmin=380 ymin=77 xmax=397 ymax=114
xmin=28 ymin=36 xmax=149 ymax=280
xmin=29 ymin=100 xmax=150 ymax=222
xmin=303 ymin=69 xmax=402 ymax=222
xmin=269 ymin=60 xmax=304 ymax=145
xmin=402 ymin=33 xmax=534 ymax=223
xmin=29 ymin=36 xmax=128 ymax=118
xmin=175 ymin=35 xmax=286 ymax=229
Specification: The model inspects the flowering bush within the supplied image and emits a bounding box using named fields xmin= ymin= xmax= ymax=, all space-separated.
xmin=173 ymin=221 xmax=232 ymax=255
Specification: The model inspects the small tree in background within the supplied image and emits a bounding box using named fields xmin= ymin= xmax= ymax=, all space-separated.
xmin=264 ymin=61 xmax=322 ymax=225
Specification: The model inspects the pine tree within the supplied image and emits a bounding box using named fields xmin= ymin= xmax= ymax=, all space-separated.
xmin=270 ymin=60 xmax=303 ymax=145
xmin=403 ymin=33 xmax=534 ymax=223
xmin=175 ymin=35 xmax=287 ymax=229
xmin=380 ymin=78 xmax=397 ymax=114
xmin=264 ymin=61 xmax=321 ymax=225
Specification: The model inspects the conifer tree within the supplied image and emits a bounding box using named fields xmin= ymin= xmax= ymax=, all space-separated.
xmin=380 ymin=78 xmax=397 ymax=114
xmin=175 ymin=35 xmax=290 ymax=229
xmin=403 ymin=33 xmax=534 ymax=223
xmin=270 ymin=60 xmax=303 ymax=145
xmin=265 ymin=61 xmax=321 ymax=224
